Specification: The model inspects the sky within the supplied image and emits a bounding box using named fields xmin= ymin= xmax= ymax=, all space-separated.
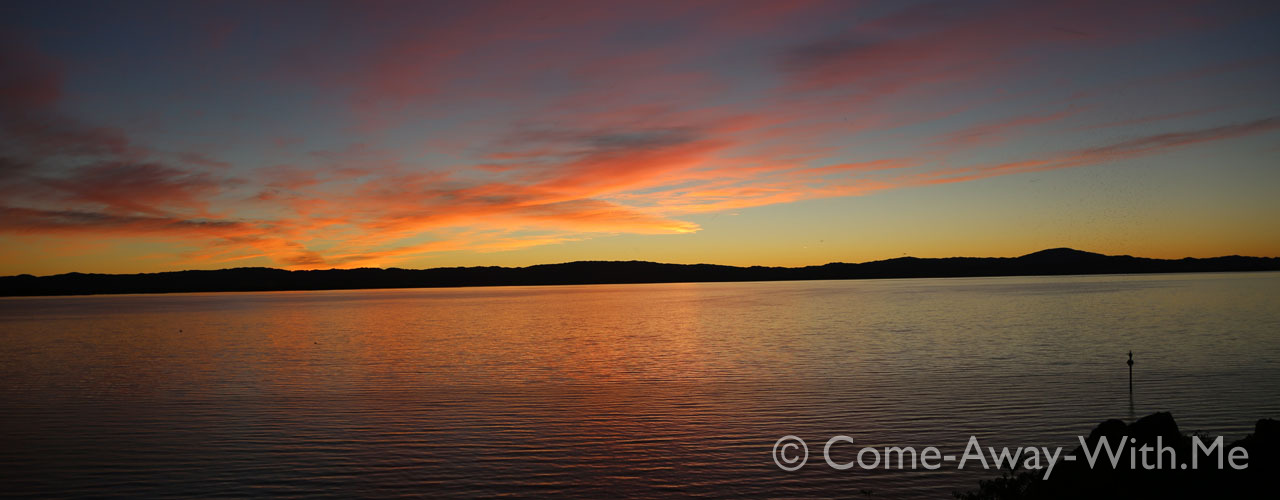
xmin=1 ymin=0 xmax=1278 ymax=275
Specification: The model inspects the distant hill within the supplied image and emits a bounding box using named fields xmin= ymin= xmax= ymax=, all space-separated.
xmin=2 ymin=248 xmax=1277 ymax=296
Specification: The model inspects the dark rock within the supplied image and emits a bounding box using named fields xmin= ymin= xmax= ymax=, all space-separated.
xmin=958 ymin=413 xmax=1278 ymax=500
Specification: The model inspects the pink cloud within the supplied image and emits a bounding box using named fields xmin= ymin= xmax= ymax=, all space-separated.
xmin=4 ymin=2 xmax=1277 ymax=271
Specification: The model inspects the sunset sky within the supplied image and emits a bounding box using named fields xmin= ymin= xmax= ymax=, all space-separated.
xmin=2 ymin=0 xmax=1278 ymax=275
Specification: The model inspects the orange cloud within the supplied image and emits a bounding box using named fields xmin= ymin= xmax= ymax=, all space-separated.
xmin=3 ymin=2 xmax=1277 ymax=273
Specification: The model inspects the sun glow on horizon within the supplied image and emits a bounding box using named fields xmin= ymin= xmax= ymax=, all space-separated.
xmin=1 ymin=1 xmax=1278 ymax=275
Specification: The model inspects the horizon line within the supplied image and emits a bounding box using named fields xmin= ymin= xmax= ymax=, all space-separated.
xmin=6 ymin=247 xmax=1279 ymax=279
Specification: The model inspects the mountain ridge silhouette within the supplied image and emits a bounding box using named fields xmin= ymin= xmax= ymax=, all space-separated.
xmin=3 ymin=248 xmax=1277 ymax=296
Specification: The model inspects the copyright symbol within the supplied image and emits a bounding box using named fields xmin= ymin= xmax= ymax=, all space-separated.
xmin=772 ymin=435 xmax=808 ymax=471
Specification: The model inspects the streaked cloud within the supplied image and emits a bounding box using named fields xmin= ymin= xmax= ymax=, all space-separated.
xmin=2 ymin=0 xmax=1278 ymax=273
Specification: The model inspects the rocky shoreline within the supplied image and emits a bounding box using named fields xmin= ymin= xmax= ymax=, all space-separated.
xmin=956 ymin=412 xmax=1278 ymax=499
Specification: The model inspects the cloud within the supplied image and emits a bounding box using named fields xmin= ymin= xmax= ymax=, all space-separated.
xmin=34 ymin=162 xmax=225 ymax=216
xmin=0 ymin=206 xmax=249 ymax=235
xmin=0 ymin=40 xmax=142 ymax=159
xmin=930 ymin=108 xmax=1086 ymax=148
xmin=908 ymin=117 xmax=1280 ymax=186
xmin=4 ymin=1 xmax=1278 ymax=272
xmin=777 ymin=0 xmax=1213 ymax=95
xmin=0 ymin=37 xmax=277 ymax=264
xmin=0 ymin=37 xmax=62 ymax=111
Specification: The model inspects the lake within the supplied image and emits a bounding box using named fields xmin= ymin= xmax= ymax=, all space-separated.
xmin=2 ymin=272 xmax=1278 ymax=498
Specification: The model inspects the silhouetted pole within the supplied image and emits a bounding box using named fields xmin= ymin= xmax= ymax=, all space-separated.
xmin=1127 ymin=350 xmax=1134 ymax=394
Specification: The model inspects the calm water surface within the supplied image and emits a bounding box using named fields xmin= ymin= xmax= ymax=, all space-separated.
xmin=2 ymin=273 xmax=1279 ymax=498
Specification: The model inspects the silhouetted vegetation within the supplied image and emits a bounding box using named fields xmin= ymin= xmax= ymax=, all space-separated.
xmin=3 ymin=248 xmax=1278 ymax=296
xmin=956 ymin=412 xmax=1279 ymax=499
